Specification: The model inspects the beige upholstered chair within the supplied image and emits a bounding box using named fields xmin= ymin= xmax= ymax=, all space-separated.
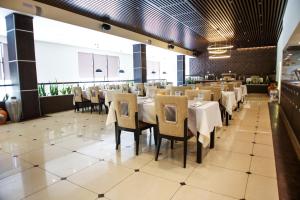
xmin=170 ymin=86 xmax=192 ymax=96
xmin=154 ymin=95 xmax=193 ymax=168
xmin=120 ymin=84 xmax=129 ymax=93
xmin=211 ymin=86 xmax=222 ymax=101
xmin=114 ymin=93 xmax=154 ymax=155
xmin=227 ymin=83 xmax=234 ymax=91
xmin=235 ymin=81 xmax=242 ymax=87
xmin=73 ymin=87 xmax=90 ymax=112
xmin=132 ymin=83 xmax=145 ymax=96
xmin=156 ymin=89 xmax=170 ymax=96
xmin=88 ymin=87 xmax=104 ymax=114
xmin=197 ymin=89 xmax=212 ymax=101
xmin=145 ymin=85 xmax=157 ymax=98
xmin=185 ymin=89 xmax=201 ymax=100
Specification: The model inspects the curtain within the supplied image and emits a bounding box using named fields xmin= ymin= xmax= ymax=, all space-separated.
xmin=78 ymin=52 xmax=120 ymax=81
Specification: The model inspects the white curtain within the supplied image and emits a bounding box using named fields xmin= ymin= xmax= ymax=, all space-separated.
xmin=78 ymin=52 xmax=120 ymax=81
xmin=147 ymin=60 xmax=160 ymax=80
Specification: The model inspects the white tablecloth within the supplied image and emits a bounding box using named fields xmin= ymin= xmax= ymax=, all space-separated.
xmin=106 ymin=98 xmax=222 ymax=147
xmin=105 ymin=90 xmax=122 ymax=106
xmin=221 ymin=91 xmax=237 ymax=115
xmin=234 ymin=87 xmax=242 ymax=102
xmin=241 ymin=85 xmax=248 ymax=97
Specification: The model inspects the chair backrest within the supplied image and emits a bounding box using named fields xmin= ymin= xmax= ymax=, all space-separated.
xmin=170 ymin=86 xmax=192 ymax=95
xmin=145 ymin=85 xmax=157 ymax=98
xmin=156 ymin=89 xmax=170 ymax=95
xmin=227 ymin=83 xmax=234 ymax=91
xmin=155 ymin=95 xmax=188 ymax=138
xmin=211 ymin=86 xmax=222 ymax=101
xmin=88 ymin=87 xmax=100 ymax=103
xmin=114 ymin=93 xmax=138 ymax=129
xmin=133 ymin=83 xmax=145 ymax=96
xmin=73 ymin=87 xmax=83 ymax=103
xmin=198 ymin=89 xmax=212 ymax=101
xmin=185 ymin=89 xmax=201 ymax=100
xmin=235 ymin=81 xmax=242 ymax=87
xmin=120 ymin=84 xmax=129 ymax=93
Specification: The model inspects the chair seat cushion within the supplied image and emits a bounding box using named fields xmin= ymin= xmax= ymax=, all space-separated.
xmin=138 ymin=121 xmax=153 ymax=130
xmin=187 ymin=129 xmax=194 ymax=137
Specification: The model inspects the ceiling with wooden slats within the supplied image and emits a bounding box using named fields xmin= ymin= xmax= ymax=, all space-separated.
xmin=34 ymin=0 xmax=287 ymax=52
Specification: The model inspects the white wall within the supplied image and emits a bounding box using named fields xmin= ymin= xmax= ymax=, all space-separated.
xmin=276 ymin=0 xmax=300 ymax=81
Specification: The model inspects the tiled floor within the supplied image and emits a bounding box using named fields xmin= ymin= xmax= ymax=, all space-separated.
xmin=0 ymin=94 xmax=278 ymax=200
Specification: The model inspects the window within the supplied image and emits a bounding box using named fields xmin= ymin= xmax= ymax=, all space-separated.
xmin=0 ymin=43 xmax=10 ymax=84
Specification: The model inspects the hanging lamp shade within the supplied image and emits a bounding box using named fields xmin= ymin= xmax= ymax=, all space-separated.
xmin=95 ymin=68 xmax=102 ymax=72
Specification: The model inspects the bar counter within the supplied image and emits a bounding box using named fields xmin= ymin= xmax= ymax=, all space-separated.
xmin=280 ymin=81 xmax=300 ymax=149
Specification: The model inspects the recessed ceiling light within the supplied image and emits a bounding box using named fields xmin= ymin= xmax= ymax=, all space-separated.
xmin=288 ymin=53 xmax=293 ymax=56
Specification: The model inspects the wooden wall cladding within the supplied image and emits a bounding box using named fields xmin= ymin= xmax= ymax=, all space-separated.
xmin=189 ymin=47 xmax=277 ymax=77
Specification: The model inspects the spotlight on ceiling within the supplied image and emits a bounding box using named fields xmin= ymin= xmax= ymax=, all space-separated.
xmin=192 ymin=50 xmax=200 ymax=57
xmin=151 ymin=71 xmax=156 ymax=74
xmin=146 ymin=39 xmax=152 ymax=45
xmin=95 ymin=69 xmax=103 ymax=72
xmin=162 ymin=71 xmax=167 ymax=74
xmin=101 ymin=23 xmax=111 ymax=31
xmin=119 ymin=69 xmax=125 ymax=73
xmin=167 ymin=42 xmax=174 ymax=49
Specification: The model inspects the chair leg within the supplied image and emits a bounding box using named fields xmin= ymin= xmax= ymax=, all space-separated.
xmin=134 ymin=131 xmax=140 ymax=155
xmin=183 ymin=139 xmax=187 ymax=168
xmin=118 ymin=129 xmax=121 ymax=144
xmin=155 ymin=135 xmax=162 ymax=161
xmin=210 ymin=128 xmax=215 ymax=149
xmin=115 ymin=128 xmax=119 ymax=150
xmin=196 ymin=132 xmax=202 ymax=163
xmin=153 ymin=126 xmax=158 ymax=146
xmin=171 ymin=140 xmax=174 ymax=149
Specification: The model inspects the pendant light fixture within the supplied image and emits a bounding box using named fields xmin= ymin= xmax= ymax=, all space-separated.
xmin=208 ymin=41 xmax=233 ymax=59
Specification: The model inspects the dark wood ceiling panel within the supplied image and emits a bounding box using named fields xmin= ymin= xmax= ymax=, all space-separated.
xmin=34 ymin=0 xmax=287 ymax=51
xmin=188 ymin=0 xmax=287 ymax=48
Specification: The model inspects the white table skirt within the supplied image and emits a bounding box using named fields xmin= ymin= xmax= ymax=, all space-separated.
xmin=234 ymin=87 xmax=243 ymax=102
xmin=106 ymin=98 xmax=222 ymax=147
xmin=241 ymin=85 xmax=248 ymax=97
xmin=105 ymin=90 xmax=122 ymax=106
xmin=221 ymin=91 xmax=237 ymax=115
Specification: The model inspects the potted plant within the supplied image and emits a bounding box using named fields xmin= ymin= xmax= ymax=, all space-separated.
xmin=38 ymin=84 xmax=46 ymax=96
xmin=60 ymin=85 xmax=67 ymax=95
xmin=49 ymin=82 xmax=59 ymax=96
xmin=66 ymin=86 xmax=72 ymax=95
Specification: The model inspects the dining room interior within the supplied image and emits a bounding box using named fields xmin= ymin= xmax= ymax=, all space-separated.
xmin=0 ymin=0 xmax=299 ymax=200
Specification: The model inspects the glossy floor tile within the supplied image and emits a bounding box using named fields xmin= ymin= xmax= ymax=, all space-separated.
xmin=0 ymin=94 xmax=279 ymax=200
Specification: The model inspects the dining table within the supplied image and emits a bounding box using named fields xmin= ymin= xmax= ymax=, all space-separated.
xmin=241 ymin=85 xmax=248 ymax=101
xmin=221 ymin=91 xmax=237 ymax=125
xmin=106 ymin=97 xmax=222 ymax=149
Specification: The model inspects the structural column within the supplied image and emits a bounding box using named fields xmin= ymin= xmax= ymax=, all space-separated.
xmin=6 ymin=13 xmax=40 ymax=120
xmin=133 ymin=44 xmax=146 ymax=83
xmin=177 ymin=55 xmax=185 ymax=86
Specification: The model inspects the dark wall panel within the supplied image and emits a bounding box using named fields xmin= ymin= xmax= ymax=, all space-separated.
xmin=189 ymin=47 xmax=277 ymax=78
